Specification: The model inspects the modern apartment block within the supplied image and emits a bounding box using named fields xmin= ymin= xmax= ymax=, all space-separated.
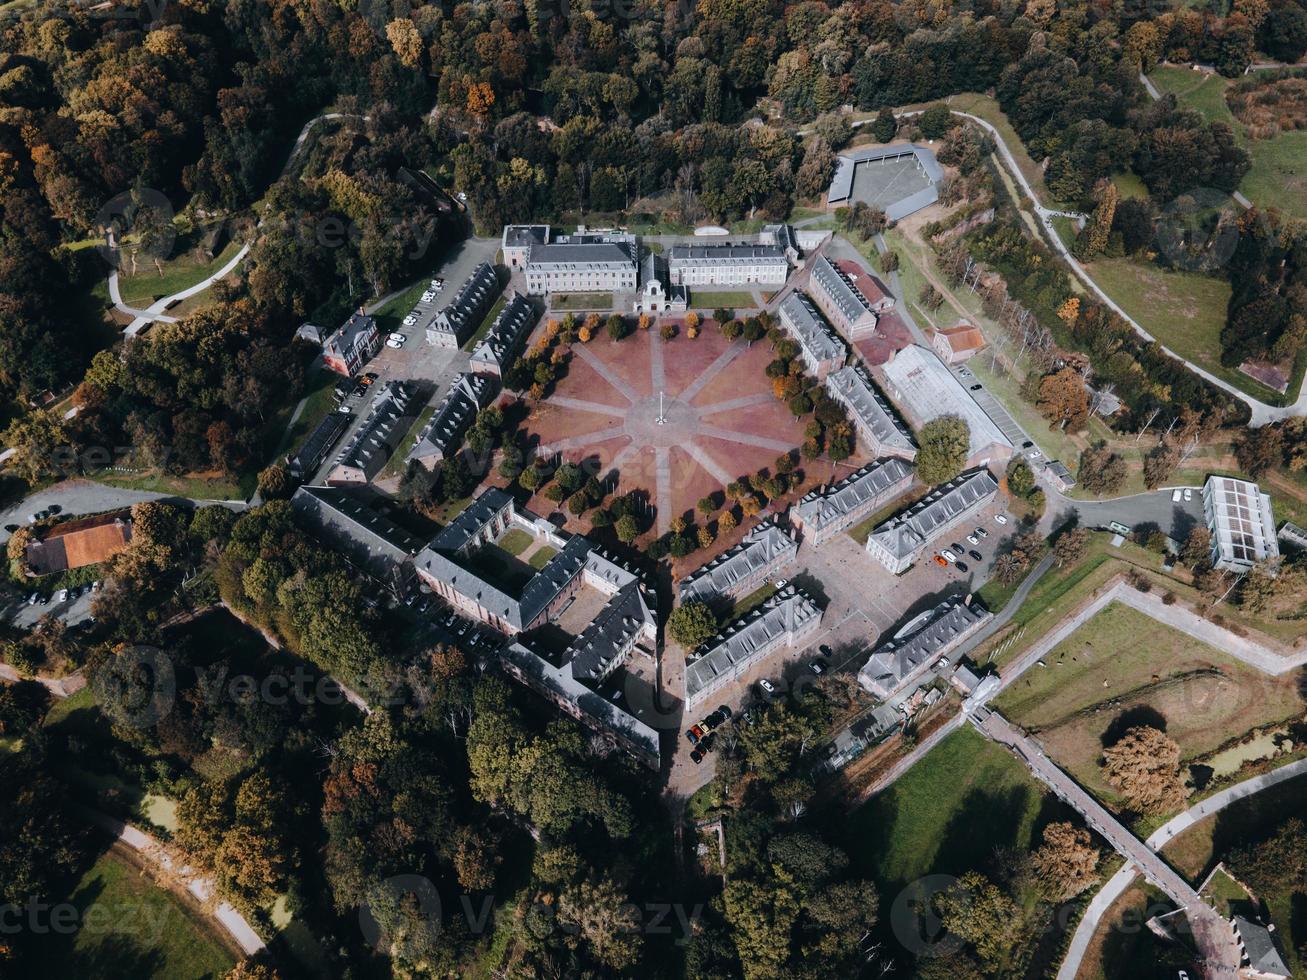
xmin=824 ymin=365 xmax=916 ymax=461
xmin=684 ymin=585 xmax=823 ymax=711
xmin=790 ymin=457 xmax=915 ymax=546
xmin=865 ymin=467 xmax=999 ymax=573
xmin=666 ymin=243 xmax=789 ymax=287
xmin=677 ymin=516 xmax=798 ymax=608
xmin=777 ymin=291 xmax=847 ymax=380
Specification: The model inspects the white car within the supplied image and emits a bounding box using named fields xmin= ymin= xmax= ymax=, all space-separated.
xmin=420 ymin=292 xmax=435 ymax=303
xmin=758 ymin=678 xmax=777 ymax=695
xmin=457 ymin=191 xmax=468 ymax=202
xmin=1183 ymin=488 xmax=1193 ymax=502
xmin=56 ymin=588 xmax=68 ymax=602
xmin=940 ymin=549 xmax=958 ymax=564
xmin=966 ymin=534 xmax=980 ymax=545
xmin=388 ymin=332 xmax=407 ymax=344
xmin=994 ymin=514 xmax=1009 ymax=526
xmin=1171 ymin=488 xmax=1182 ymax=502
xmin=402 ymin=314 xmax=418 ymax=326
xmin=386 ymin=338 xmax=403 ymax=349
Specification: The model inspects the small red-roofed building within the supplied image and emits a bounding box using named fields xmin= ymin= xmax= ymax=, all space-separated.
xmin=932 ymin=322 xmax=988 ymax=364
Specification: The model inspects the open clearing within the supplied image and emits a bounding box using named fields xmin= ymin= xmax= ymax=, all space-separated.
xmin=34 ymin=846 xmax=236 ymax=979
xmin=996 ymin=601 xmax=1304 ymax=800
xmin=1149 ymin=66 xmax=1307 ymax=221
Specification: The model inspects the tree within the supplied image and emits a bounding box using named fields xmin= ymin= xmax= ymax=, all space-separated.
xmin=606 ymin=314 xmax=627 ymax=342
xmin=1101 ymin=726 xmax=1188 ymax=815
xmin=257 ymin=463 xmax=293 ymax=500
xmin=1030 ymin=822 xmax=1100 ymax=901
xmin=1143 ymin=442 xmax=1180 ymax=490
xmin=718 ymin=511 xmax=737 ymax=535
xmin=1037 ymin=368 xmax=1090 ymax=430
xmin=1054 ymin=527 xmax=1090 ymax=567
xmin=1007 ymin=457 xmax=1036 ymax=497
xmin=934 ymin=872 xmax=1027 ymax=974
xmin=1077 ymin=442 xmax=1126 ymax=496
xmin=1235 ymin=425 xmax=1284 ymax=478
xmin=916 ymin=415 xmax=970 ymax=485
xmin=1182 ymin=526 xmax=1212 ymax=567
xmin=614 ymin=514 xmax=639 ymax=543
xmin=667 ymin=603 xmax=718 ymax=649
xmin=1229 ymin=817 xmax=1307 ymax=896
xmin=558 ymin=877 xmax=643 ymax=969
xmin=872 ymin=106 xmax=897 ymax=143
xmin=918 ymin=104 xmax=953 ymax=139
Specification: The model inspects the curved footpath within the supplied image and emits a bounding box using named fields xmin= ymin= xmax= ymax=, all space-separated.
xmin=1057 ymin=757 xmax=1307 ymax=980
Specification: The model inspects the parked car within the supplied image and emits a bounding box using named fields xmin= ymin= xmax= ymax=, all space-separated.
xmin=402 ymin=314 xmax=418 ymax=326
xmin=941 ymin=549 xmax=958 ymax=564
xmin=359 ymin=375 xmax=374 ymax=387
xmin=969 ymin=549 xmax=983 ymax=561
xmin=1171 ymin=488 xmax=1182 ymax=502
xmin=969 ymin=383 xmax=982 ymax=391
xmin=27 ymin=513 xmax=39 ymax=523
xmin=4 ymin=524 xmax=18 ymax=533
xmin=364 ymin=372 xmax=379 ymax=381
xmin=932 ymin=554 xmax=949 ymax=567
xmin=809 ymin=659 xmax=827 ymax=676
xmin=1184 ymin=488 xmax=1193 ymax=501
xmin=27 ymin=592 xmax=38 ymax=605
xmin=690 ymin=747 xmax=704 ymax=764
xmin=48 ymin=505 xmax=61 ymax=514
xmin=966 ymin=533 xmax=979 ymax=545
xmin=55 ymin=588 xmax=68 ymax=602
xmin=955 ymin=560 xmax=969 ymax=573
xmin=38 ymin=594 xmax=49 ymax=605
xmin=385 ymin=339 xmax=403 ymax=349
xmin=717 ymin=705 xmax=733 ymax=720
xmin=994 ymin=514 xmax=1009 ymax=525
xmin=757 ymin=678 xmax=777 ymax=695
xmin=686 ymin=724 xmax=705 ymax=744
xmin=950 ymin=542 xmax=966 ymax=555
xmin=974 ymin=526 xmax=988 ymax=538
xmin=388 ymin=332 xmax=407 ymax=343
xmin=420 ymin=291 xmax=436 ymax=303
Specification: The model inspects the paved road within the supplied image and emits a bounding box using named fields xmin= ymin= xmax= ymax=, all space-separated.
xmin=85 ymin=809 xmax=266 ymax=956
xmin=1057 ymin=756 xmax=1307 ymax=980
xmin=973 ymin=708 xmax=1241 ymax=976
xmin=111 ymin=244 xmax=251 ymax=337
xmin=0 ymin=479 xmax=245 ymax=546
xmin=1048 ymin=484 xmax=1205 ymax=541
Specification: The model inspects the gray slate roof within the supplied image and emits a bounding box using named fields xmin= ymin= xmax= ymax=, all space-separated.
xmin=868 ymin=467 xmax=998 ymax=561
xmin=336 ymin=381 xmax=419 ymax=478
xmin=812 ymin=255 xmax=876 ymax=325
xmin=779 ymin=291 xmax=846 ymax=365
xmin=471 ymin=294 xmax=537 ymax=371
xmin=1233 ymin=916 xmax=1292 ymax=978
xmin=408 ymin=373 xmax=490 ymax=462
xmin=667 ymin=243 xmax=788 ymax=266
xmin=826 ymin=365 xmax=916 ymax=456
xmin=678 ymin=516 xmax=796 ymax=606
xmin=858 ymin=597 xmax=989 ymax=695
xmin=291 ymin=485 xmax=422 ymax=583
xmin=794 ymin=457 xmax=914 ymax=533
xmin=432 ymin=262 xmax=499 ymax=338
xmin=527 ymin=241 xmax=636 ymax=269
xmin=685 ymin=585 xmax=822 ymax=703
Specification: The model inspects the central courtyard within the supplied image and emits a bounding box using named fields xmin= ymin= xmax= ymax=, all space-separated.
xmin=522 ymin=326 xmax=809 ymax=534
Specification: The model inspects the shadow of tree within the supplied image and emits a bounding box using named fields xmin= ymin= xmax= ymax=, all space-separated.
xmin=1101 ymin=704 xmax=1169 ymax=748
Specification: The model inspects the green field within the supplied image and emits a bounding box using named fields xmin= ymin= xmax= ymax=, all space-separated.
xmin=35 ymin=848 xmax=236 ymax=979
xmin=116 ymin=239 xmax=244 ymax=309
xmin=1078 ymin=257 xmax=1287 ymax=401
xmin=995 ymin=601 xmax=1304 ymax=798
xmin=462 ymin=295 xmax=507 ymax=352
xmin=687 ymin=291 xmax=762 ymax=310
xmin=382 ymin=404 xmax=436 ymax=479
xmin=1149 ymin=66 xmax=1307 ymax=221
xmin=843 ymin=726 xmax=1051 ymax=889
xmin=497 ymin=528 xmax=534 ymax=556
xmin=527 ymin=545 xmax=558 ymax=569
xmin=550 ymin=293 xmax=612 ymax=311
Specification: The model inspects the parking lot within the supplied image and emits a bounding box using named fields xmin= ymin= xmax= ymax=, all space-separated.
xmin=6 ymin=581 xmax=97 ymax=630
xmin=664 ymin=493 xmax=1016 ymax=794
xmin=953 ymin=362 xmax=1035 ymax=455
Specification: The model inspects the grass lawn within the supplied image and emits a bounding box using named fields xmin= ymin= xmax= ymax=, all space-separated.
xmin=1079 ymin=257 xmax=1288 ymax=402
xmin=843 ymin=726 xmax=1051 ymax=889
xmin=462 ymin=295 xmax=507 ymax=352
xmin=1149 ymin=66 xmax=1307 ymax=222
xmin=994 ymin=601 xmax=1304 ymax=799
xmin=1112 ymin=170 xmax=1150 ymax=200
xmin=688 ymin=290 xmax=762 ymax=309
xmin=35 ymin=847 xmax=236 ymax=979
xmin=846 ymin=484 xmax=929 ymax=545
xmin=116 ymin=239 xmax=244 ymax=309
xmin=381 ymin=405 xmax=435 ymax=479
xmin=93 ymin=467 xmax=250 ymax=502
xmin=944 ymin=92 xmax=1057 ymax=207
xmin=550 ymin=293 xmax=612 ymax=311
xmin=527 ymin=545 xmax=558 ymax=569
xmin=497 ymin=528 xmax=534 ymax=556
xmin=370 ymin=265 xmax=451 ymax=332
xmin=730 ymin=582 xmax=778 ymax=620
xmin=273 ymin=368 xmax=338 ymax=460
